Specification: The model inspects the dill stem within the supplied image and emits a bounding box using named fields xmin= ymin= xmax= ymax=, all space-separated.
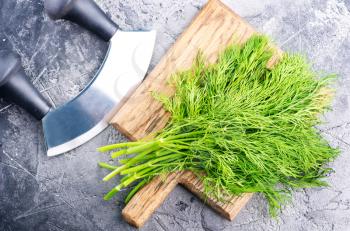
xmin=118 ymin=148 xmax=169 ymax=167
xmin=110 ymin=141 xmax=159 ymax=159
xmin=120 ymin=154 xmax=184 ymax=175
xmin=124 ymin=179 xmax=148 ymax=203
xmin=164 ymin=131 xmax=205 ymax=141
xmin=103 ymin=148 xmax=159 ymax=182
xmin=98 ymin=162 xmax=117 ymax=171
xmin=103 ymin=165 xmax=127 ymax=182
xmin=98 ymin=141 xmax=144 ymax=152
xmin=104 ymin=169 xmax=154 ymax=200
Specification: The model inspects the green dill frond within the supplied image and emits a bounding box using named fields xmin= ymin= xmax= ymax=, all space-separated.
xmin=99 ymin=35 xmax=339 ymax=216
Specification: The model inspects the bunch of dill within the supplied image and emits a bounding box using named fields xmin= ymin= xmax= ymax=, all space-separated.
xmin=99 ymin=35 xmax=339 ymax=215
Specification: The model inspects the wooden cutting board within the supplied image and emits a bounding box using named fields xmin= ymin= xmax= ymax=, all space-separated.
xmin=111 ymin=0 xmax=281 ymax=228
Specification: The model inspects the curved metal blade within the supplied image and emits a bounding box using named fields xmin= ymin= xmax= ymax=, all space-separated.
xmin=43 ymin=30 xmax=156 ymax=156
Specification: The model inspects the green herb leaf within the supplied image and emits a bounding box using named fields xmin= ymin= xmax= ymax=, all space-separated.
xmin=99 ymin=35 xmax=339 ymax=216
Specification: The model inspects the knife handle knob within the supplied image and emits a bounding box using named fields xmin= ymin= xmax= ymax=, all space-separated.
xmin=44 ymin=0 xmax=118 ymax=42
xmin=0 ymin=51 xmax=51 ymax=120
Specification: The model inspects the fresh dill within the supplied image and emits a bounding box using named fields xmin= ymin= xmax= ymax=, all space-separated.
xmin=99 ymin=35 xmax=339 ymax=215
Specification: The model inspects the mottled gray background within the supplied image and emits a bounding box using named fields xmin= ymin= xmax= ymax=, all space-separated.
xmin=0 ymin=0 xmax=350 ymax=230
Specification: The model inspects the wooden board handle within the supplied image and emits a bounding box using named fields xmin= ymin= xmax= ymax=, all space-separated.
xmin=179 ymin=171 xmax=253 ymax=220
xmin=122 ymin=171 xmax=253 ymax=228
xmin=122 ymin=172 xmax=182 ymax=228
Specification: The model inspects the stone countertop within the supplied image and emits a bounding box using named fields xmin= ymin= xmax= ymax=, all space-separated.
xmin=1 ymin=0 xmax=350 ymax=230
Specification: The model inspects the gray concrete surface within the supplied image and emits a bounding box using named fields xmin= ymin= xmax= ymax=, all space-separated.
xmin=0 ymin=0 xmax=350 ymax=230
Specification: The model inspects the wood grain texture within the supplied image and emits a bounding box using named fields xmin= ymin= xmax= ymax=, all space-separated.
xmin=112 ymin=0 xmax=281 ymax=228
xmin=122 ymin=172 xmax=182 ymax=227
xmin=122 ymin=171 xmax=253 ymax=228
xmin=179 ymin=171 xmax=254 ymax=221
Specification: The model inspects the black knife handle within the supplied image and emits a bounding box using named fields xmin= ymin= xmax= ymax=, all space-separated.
xmin=0 ymin=51 xmax=51 ymax=120
xmin=44 ymin=0 xmax=118 ymax=42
